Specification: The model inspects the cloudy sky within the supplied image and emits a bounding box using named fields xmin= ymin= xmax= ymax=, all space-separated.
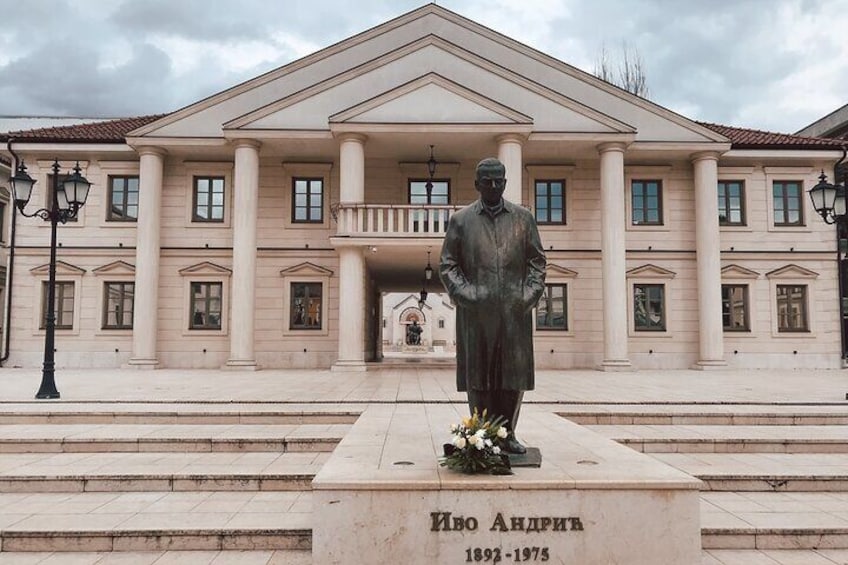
xmin=1 ymin=0 xmax=846 ymax=134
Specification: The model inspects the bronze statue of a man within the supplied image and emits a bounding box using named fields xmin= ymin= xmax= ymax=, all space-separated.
xmin=439 ymin=157 xmax=546 ymax=454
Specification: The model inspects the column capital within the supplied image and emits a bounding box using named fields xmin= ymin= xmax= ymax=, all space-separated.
xmin=691 ymin=151 xmax=721 ymax=164
xmin=232 ymin=138 xmax=262 ymax=150
xmin=336 ymin=132 xmax=368 ymax=144
xmin=136 ymin=146 xmax=167 ymax=158
xmin=596 ymin=142 xmax=628 ymax=155
xmin=495 ymin=133 xmax=527 ymax=145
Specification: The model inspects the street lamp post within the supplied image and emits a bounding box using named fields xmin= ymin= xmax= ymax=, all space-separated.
xmin=9 ymin=159 xmax=92 ymax=399
xmin=808 ymin=157 xmax=848 ymax=362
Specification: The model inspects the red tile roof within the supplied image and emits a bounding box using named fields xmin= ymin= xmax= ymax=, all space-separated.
xmin=697 ymin=121 xmax=845 ymax=150
xmin=0 ymin=115 xmax=166 ymax=144
xmin=1 ymin=113 xmax=843 ymax=151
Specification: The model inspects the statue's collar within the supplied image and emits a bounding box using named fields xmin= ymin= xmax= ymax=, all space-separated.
xmin=475 ymin=198 xmax=509 ymax=218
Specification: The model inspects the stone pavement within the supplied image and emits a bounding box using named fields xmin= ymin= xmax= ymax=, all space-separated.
xmin=0 ymin=366 xmax=847 ymax=564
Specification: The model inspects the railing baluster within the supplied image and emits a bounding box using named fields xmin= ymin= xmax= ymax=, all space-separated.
xmin=366 ymin=208 xmax=374 ymax=234
xmin=387 ymin=207 xmax=395 ymax=234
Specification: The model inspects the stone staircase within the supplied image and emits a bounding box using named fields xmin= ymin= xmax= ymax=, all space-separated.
xmin=0 ymin=402 xmax=356 ymax=562
xmin=3 ymin=400 xmax=848 ymax=563
xmin=562 ymin=405 xmax=848 ymax=564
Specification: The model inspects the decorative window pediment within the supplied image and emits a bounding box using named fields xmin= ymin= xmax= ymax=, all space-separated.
xmin=546 ymin=264 xmax=578 ymax=278
xmin=279 ymin=262 xmax=333 ymax=277
xmin=30 ymin=261 xmax=85 ymax=276
xmin=766 ymin=264 xmax=819 ymax=279
xmin=626 ymin=264 xmax=676 ymax=279
xmin=93 ymin=260 xmax=136 ymax=276
xmin=179 ymin=262 xmax=232 ymax=276
xmin=721 ymin=264 xmax=759 ymax=279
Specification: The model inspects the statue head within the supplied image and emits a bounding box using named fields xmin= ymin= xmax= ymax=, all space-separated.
xmin=475 ymin=157 xmax=506 ymax=206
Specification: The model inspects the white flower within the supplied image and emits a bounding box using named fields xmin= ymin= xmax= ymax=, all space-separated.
xmin=450 ymin=424 xmax=458 ymax=433
xmin=468 ymin=435 xmax=479 ymax=446
xmin=475 ymin=429 xmax=486 ymax=438
xmin=485 ymin=439 xmax=493 ymax=447
xmin=496 ymin=427 xmax=508 ymax=439
xmin=492 ymin=446 xmax=501 ymax=455
xmin=453 ymin=436 xmax=467 ymax=449
xmin=475 ymin=441 xmax=485 ymax=450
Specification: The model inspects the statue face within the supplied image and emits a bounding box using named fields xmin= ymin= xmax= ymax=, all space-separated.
xmin=475 ymin=164 xmax=506 ymax=205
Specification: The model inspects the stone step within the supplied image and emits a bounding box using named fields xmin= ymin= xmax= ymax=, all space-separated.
xmin=589 ymin=424 xmax=848 ymax=453
xmin=562 ymin=411 xmax=848 ymax=426
xmin=0 ymin=491 xmax=312 ymax=552
xmin=0 ymin=550 xmax=313 ymax=563
xmin=704 ymin=549 xmax=848 ymax=563
xmin=0 ymin=424 xmax=348 ymax=453
xmin=0 ymin=452 xmax=327 ymax=492
xmin=700 ymin=492 xmax=848 ymax=549
xmin=0 ymin=403 xmax=361 ymax=425
xmin=654 ymin=453 xmax=848 ymax=491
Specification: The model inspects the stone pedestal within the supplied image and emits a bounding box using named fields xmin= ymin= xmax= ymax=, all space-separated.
xmin=312 ymin=405 xmax=702 ymax=564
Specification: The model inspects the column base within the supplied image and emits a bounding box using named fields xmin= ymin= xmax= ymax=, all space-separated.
xmin=223 ymin=359 xmax=259 ymax=371
xmin=126 ymin=358 xmax=160 ymax=370
xmin=331 ymin=360 xmax=368 ymax=372
xmin=597 ymin=359 xmax=633 ymax=372
xmin=692 ymin=359 xmax=727 ymax=370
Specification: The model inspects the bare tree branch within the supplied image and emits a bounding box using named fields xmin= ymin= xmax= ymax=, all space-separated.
xmin=593 ymin=41 xmax=650 ymax=99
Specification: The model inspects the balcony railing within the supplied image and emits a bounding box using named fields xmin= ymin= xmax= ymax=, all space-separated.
xmin=333 ymin=204 xmax=463 ymax=237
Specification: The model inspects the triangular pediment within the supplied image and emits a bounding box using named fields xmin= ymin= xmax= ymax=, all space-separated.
xmin=179 ymin=262 xmax=232 ymax=276
xmin=329 ymin=73 xmax=532 ymax=125
xmin=546 ymin=264 xmax=578 ymax=278
xmin=626 ymin=264 xmax=676 ymax=279
xmin=30 ymin=261 xmax=85 ymax=276
xmin=92 ymin=260 xmax=135 ymax=276
xmin=766 ymin=264 xmax=819 ymax=279
xmin=279 ymin=262 xmax=333 ymax=277
xmin=721 ymin=264 xmax=759 ymax=279
xmin=128 ymin=5 xmax=723 ymax=145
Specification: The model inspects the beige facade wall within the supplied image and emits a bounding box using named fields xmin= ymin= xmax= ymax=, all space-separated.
xmin=3 ymin=152 xmax=842 ymax=370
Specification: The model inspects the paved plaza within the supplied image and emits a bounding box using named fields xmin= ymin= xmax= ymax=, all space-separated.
xmin=0 ymin=366 xmax=846 ymax=564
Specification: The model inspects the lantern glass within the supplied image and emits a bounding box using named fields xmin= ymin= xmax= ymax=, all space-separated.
xmin=809 ymin=174 xmax=838 ymax=216
xmin=62 ymin=164 xmax=92 ymax=207
xmin=10 ymin=163 xmax=36 ymax=208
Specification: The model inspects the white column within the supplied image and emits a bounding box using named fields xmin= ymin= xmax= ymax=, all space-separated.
xmin=333 ymin=246 xmax=367 ymax=371
xmin=225 ymin=139 xmax=261 ymax=370
xmin=497 ymin=134 xmax=524 ymax=205
xmin=334 ymin=133 xmax=368 ymax=371
xmin=128 ymin=147 xmax=165 ymax=369
xmin=692 ymin=152 xmax=726 ymax=369
xmin=339 ymin=133 xmax=366 ymax=203
xmin=598 ymin=142 xmax=632 ymax=371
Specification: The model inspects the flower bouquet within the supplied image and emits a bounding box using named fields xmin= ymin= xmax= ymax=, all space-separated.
xmin=440 ymin=409 xmax=512 ymax=475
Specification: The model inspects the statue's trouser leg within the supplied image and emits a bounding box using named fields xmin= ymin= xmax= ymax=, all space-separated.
xmin=467 ymin=390 xmax=523 ymax=433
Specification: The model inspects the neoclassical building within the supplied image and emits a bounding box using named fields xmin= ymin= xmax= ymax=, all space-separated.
xmin=1 ymin=4 xmax=844 ymax=371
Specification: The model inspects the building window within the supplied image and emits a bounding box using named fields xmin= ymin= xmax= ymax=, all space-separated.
xmin=438 ymin=318 xmax=445 ymax=329
xmin=41 ymin=281 xmax=74 ymax=330
xmin=292 ymin=178 xmax=323 ymax=223
xmin=103 ymin=282 xmax=134 ymax=330
xmin=535 ymin=180 xmax=565 ymax=225
xmin=631 ymin=180 xmax=662 ymax=225
xmin=721 ymin=284 xmax=749 ymax=331
xmin=536 ymin=284 xmax=567 ymax=330
xmin=189 ymin=282 xmax=223 ymax=329
xmin=409 ymin=179 xmax=449 ymax=232
xmin=718 ymin=181 xmax=745 ymax=226
xmin=290 ymin=282 xmax=322 ymax=330
xmin=107 ymin=176 xmax=139 ymax=221
xmin=192 ymin=177 xmax=225 ymax=223
xmin=776 ymin=284 xmax=808 ymax=332
xmin=773 ymin=181 xmax=804 ymax=226
xmin=634 ymin=284 xmax=665 ymax=331
xmin=409 ymin=180 xmax=449 ymax=205
xmin=0 ymin=201 xmax=6 ymax=242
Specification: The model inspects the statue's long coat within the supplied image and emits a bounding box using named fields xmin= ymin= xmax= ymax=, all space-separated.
xmin=439 ymin=199 xmax=546 ymax=392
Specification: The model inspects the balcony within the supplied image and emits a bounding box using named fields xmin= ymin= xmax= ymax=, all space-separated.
xmin=333 ymin=204 xmax=463 ymax=237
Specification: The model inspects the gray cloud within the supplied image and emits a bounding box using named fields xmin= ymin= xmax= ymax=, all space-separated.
xmin=0 ymin=0 xmax=845 ymax=133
